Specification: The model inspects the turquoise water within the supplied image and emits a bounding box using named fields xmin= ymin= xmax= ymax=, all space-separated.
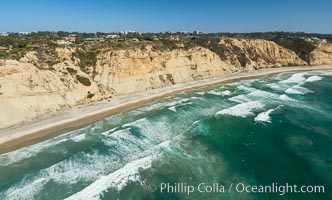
xmin=1 ymin=70 xmax=332 ymax=200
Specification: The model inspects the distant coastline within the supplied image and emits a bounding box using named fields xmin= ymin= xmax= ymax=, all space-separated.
xmin=1 ymin=65 xmax=332 ymax=154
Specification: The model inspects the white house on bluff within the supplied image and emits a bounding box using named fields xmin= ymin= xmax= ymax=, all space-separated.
xmin=84 ymin=38 xmax=105 ymax=43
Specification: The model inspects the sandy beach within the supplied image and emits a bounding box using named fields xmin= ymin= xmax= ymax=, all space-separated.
xmin=1 ymin=65 xmax=332 ymax=154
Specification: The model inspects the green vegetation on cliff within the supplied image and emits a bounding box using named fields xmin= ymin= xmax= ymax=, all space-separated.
xmin=1 ymin=31 xmax=330 ymax=66
xmin=73 ymin=50 xmax=97 ymax=70
xmin=76 ymin=75 xmax=91 ymax=86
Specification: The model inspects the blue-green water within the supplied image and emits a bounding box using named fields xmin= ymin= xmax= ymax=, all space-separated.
xmin=1 ymin=70 xmax=332 ymax=200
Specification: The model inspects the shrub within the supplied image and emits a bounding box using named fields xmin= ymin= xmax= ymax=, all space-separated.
xmin=272 ymin=38 xmax=315 ymax=62
xmin=46 ymin=60 xmax=59 ymax=67
xmin=73 ymin=50 xmax=97 ymax=69
xmin=87 ymin=93 xmax=94 ymax=99
xmin=76 ymin=75 xmax=91 ymax=86
xmin=0 ymin=51 xmax=7 ymax=58
xmin=66 ymin=67 xmax=77 ymax=74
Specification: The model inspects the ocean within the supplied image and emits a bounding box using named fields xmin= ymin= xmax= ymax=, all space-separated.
xmin=1 ymin=70 xmax=332 ymax=200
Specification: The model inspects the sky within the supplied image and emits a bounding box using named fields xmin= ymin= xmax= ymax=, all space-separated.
xmin=0 ymin=0 xmax=331 ymax=33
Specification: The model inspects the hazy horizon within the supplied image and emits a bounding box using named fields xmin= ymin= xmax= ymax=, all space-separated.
xmin=1 ymin=30 xmax=332 ymax=35
xmin=0 ymin=0 xmax=331 ymax=34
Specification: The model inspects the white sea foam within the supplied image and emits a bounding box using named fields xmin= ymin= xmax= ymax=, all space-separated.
xmin=195 ymin=92 xmax=205 ymax=95
xmin=2 ymin=144 xmax=148 ymax=200
xmin=216 ymin=101 xmax=265 ymax=117
xmin=1 ymin=177 xmax=49 ymax=200
xmin=275 ymin=72 xmax=286 ymax=80
xmin=165 ymin=98 xmax=193 ymax=113
xmin=254 ymin=106 xmax=282 ymax=123
xmin=102 ymin=128 xmax=149 ymax=150
xmin=71 ymin=134 xmax=86 ymax=142
xmin=221 ymin=90 xmax=232 ymax=96
xmin=2 ymin=119 xmax=172 ymax=200
xmin=267 ymin=83 xmax=291 ymax=92
xmin=305 ymin=75 xmax=323 ymax=82
xmin=168 ymin=106 xmax=177 ymax=112
xmin=178 ymin=98 xmax=191 ymax=103
xmin=133 ymin=101 xmax=169 ymax=113
xmin=237 ymin=85 xmax=257 ymax=92
xmin=266 ymin=83 xmax=282 ymax=90
xmin=0 ymin=130 xmax=76 ymax=166
xmin=207 ymin=90 xmax=223 ymax=96
xmin=122 ymin=118 xmax=147 ymax=127
xmin=285 ymin=86 xmax=304 ymax=94
xmin=181 ymin=102 xmax=194 ymax=106
xmin=166 ymin=98 xmax=191 ymax=107
xmin=0 ymin=123 xmax=98 ymax=167
xmin=64 ymin=156 xmax=154 ymax=200
xmin=279 ymin=94 xmax=297 ymax=101
xmin=192 ymin=120 xmax=200 ymax=125
xmin=285 ymin=85 xmax=312 ymax=95
xmin=229 ymin=79 xmax=254 ymax=86
xmin=1 ymin=153 xmax=112 ymax=200
xmin=254 ymin=109 xmax=274 ymax=123
xmin=228 ymin=95 xmax=251 ymax=103
xmin=207 ymin=90 xmax=231 ymax=96
xmin=279 ymin=73 xmax=306 ymax=84
xmin=320 ymin=71 xmax=332 ymax=76
xmin=125 ymin=115 xmax=176 ymax=142
xmin=104 ymin=115 xmax=177 ymax=150
xmin=295 ymin=75 xmax=324 ymax=87
xmin=249 ymin=90 xmax=279 ymax=99
xmin=128 ymin=96 xmax=188 ymax=115
xmin=101 ymin=127 xmax=118 ymax=136
xmin=190 ymin=96 xmax=201 ymax=100
xmin=66 ymin=139 xmax=170 ymax=200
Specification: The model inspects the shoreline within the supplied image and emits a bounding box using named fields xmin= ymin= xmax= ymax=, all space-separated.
xmin=1 ymin=65 xmax=332 ymax=154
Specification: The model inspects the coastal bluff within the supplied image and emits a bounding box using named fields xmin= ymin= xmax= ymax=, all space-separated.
xmin=0 ymin=38 xmax=331 ymax=128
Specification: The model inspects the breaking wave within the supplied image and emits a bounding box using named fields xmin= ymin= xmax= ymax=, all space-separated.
xmin=216 ymin=101 xmax=265 ymax=117
xmin=254 ymin=105 xmax=283 ymax=123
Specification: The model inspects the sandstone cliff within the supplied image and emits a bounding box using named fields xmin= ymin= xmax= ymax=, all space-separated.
xmin=217 ymin=37 xmax=307 ymax=69
xmin=0 ymin=60 xmax=101 ymax=127
xmin=94 ymin=46 xmax=232 ymax=95
xmin=309 ymin=43 xmax=332 ymax=65
xmin=0 ymin=46 xmax=230 ymax=127
xmin=0 ymin=38 xmax=329 ymax=128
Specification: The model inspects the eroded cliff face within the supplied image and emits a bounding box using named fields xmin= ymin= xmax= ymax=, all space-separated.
xmin=0 ymin=46 xmax=230 ymax=127
xmin=94 ymin=46 xmax=232 ymax=95
xmin=217 ymin=38 xmax=307 ymax=69
xmin=0 ymin=38 xmax=328 ymax=128
xmin=0 ymin=59 xmax=101 ymax=127
xmin=309 ymin=43 xmax=332 ymax=65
